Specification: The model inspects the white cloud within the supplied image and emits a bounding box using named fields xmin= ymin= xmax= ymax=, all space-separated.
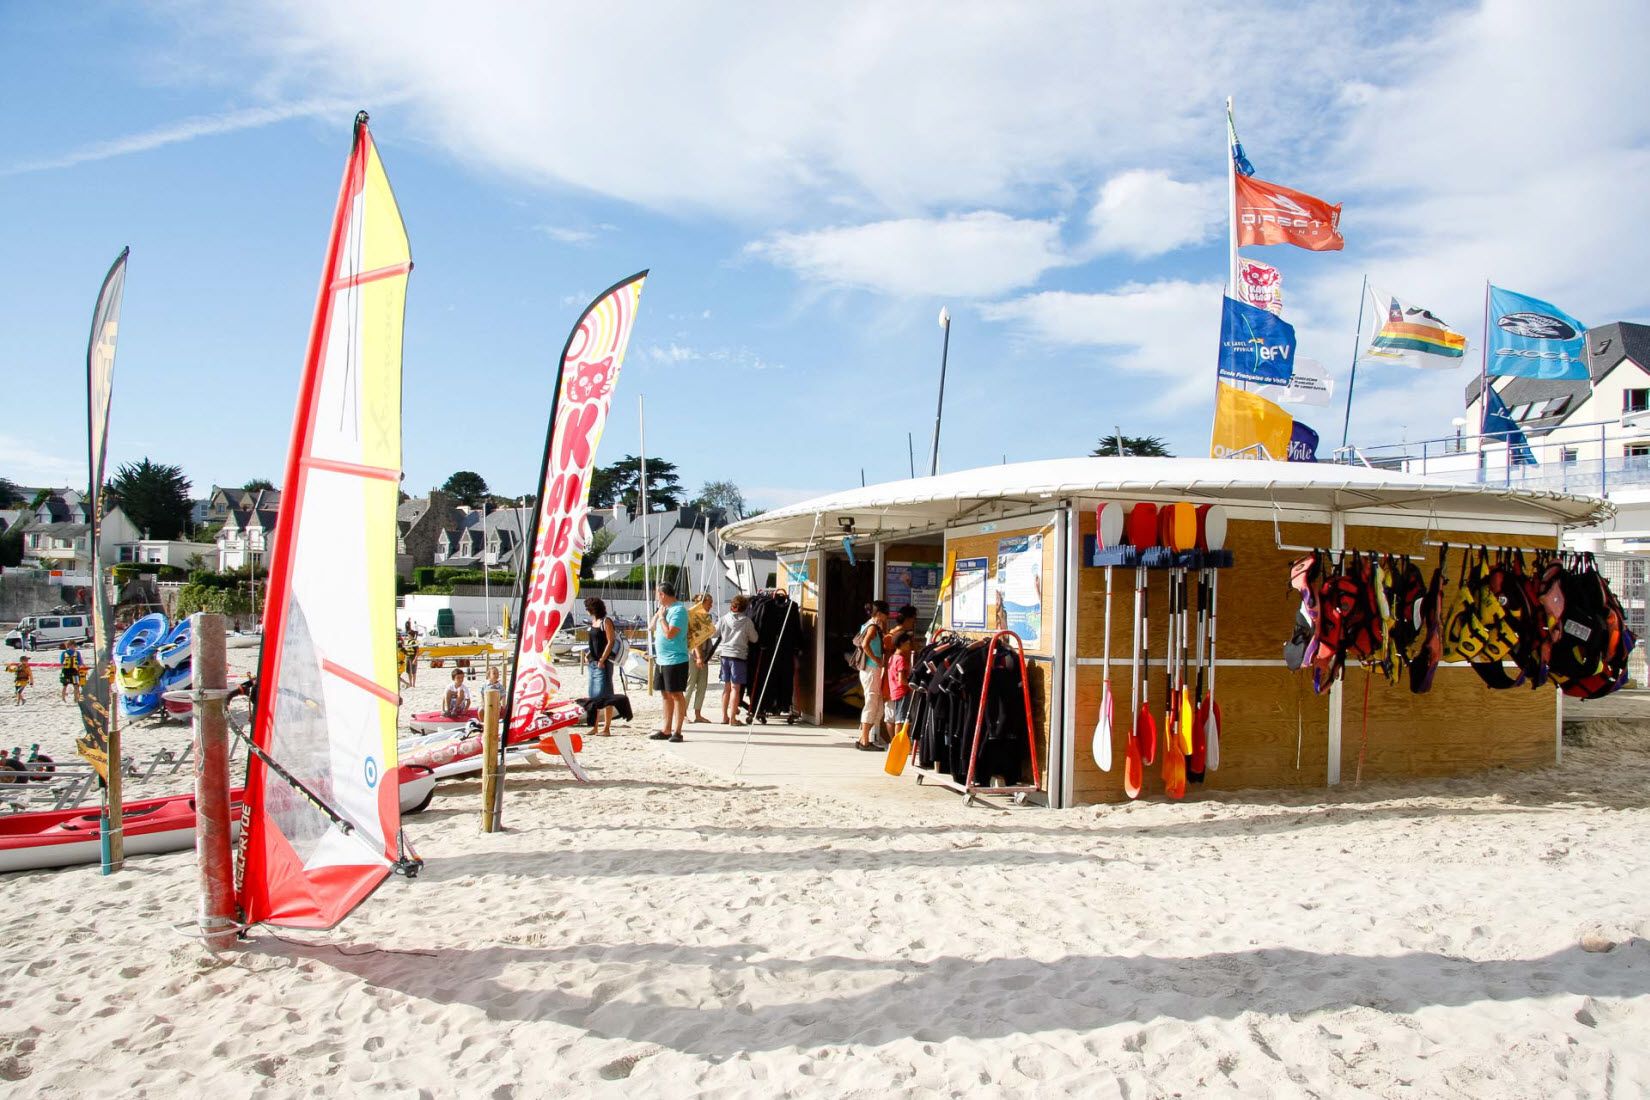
xmin=0 ymin=434 xmax=81 ymax=485
xmin=1086 ymin=170 xmax=1223 ymax=258
xmin=537 ymin=225 xmax=595 ymax=245
xmin=646 ymin=343 xmax=701 ymax=364
xmin=981 ymin=279 xmax=1223 ymax=408
xmin=1 ymin=99 xmax=350 ymax=176
xmin=188 ymin=2 xmax=1369 ymax=216
xmin=748 ymin=212 xmax=1066 ymax=298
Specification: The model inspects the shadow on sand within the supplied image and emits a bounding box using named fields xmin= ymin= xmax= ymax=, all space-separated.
xmin=255 ymin=936 xmax=1649 ymax=1058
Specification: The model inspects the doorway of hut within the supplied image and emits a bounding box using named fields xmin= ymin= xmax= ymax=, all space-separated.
xmin=823 ymin=550 xmax=875 ymax=719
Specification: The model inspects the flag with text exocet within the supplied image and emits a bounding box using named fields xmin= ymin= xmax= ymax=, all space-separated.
xmin=1487 ymin=285 xmax=1588 ymax=380
xmin=1217 ymin=296 xmax=1297 ymax=386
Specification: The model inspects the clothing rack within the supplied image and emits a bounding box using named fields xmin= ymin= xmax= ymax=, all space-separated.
xmin=914 ymin=629 xmax=1042 ymax=807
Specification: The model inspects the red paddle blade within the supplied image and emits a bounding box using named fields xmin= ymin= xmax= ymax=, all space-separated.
xmin=1189 ymin=698 xmax=1209 ymax=773
xmin=1137 ymin=706 xmax=1158 ymax=765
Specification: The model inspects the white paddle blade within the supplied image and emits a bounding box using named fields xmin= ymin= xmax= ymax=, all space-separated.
xmin=1205 ymin=710 xmax=1220 ymax=771
xmin=1094 ymin=684 xmax=1114 ymax=771
xmin=1097 ymin=501 xmax=1125 ymax=549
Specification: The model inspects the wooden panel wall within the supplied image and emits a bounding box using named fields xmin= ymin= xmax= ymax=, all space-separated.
xmin=1070 ymin=508 xmax=1559 ymax=804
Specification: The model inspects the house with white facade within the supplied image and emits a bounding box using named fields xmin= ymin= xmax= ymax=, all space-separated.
xmin=216 ymin=489 xmax=280 ymax=571
xmin=116 ymin=538 xmax=218 ymax=569
xmin=20 ymin=500 xmax=140 ymax=574
xmin=590 ymin=504 xmax=775 ymax=599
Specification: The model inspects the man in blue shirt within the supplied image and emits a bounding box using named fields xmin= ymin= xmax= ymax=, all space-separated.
xmin=649 ymin=581 xmax=691 ymax=742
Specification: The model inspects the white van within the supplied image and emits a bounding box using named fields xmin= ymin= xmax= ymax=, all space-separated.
xmin=4 ymin=613 xmax=91 ymax=650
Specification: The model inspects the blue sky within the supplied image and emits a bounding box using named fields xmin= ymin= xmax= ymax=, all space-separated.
xmin=4 ymin=2 xmax=1648 ymax=510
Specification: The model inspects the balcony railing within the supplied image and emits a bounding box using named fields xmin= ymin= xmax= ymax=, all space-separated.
xmin=1345 ymin=417 xmax=1650 ymax=498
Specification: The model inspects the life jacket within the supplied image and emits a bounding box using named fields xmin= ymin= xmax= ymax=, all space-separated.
xmin=1370 ymin=554 xmax=1411 ymax=685
xmin=1283 ymin=553 xmax=1319 ymax=672
xmin=1554 ymin=555 xmax=1635 ymax=700
xmin=1409 ymin=545 xmax=1447 ymax=694
xmin=1445 ymin=549 xmax=1520 ymax=667
xmin=1470 ymin=553 xmax=1538 ymax=690
xmin=1312 ymin=552 xmax=1379 ymax=692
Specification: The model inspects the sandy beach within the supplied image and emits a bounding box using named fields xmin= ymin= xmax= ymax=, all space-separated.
xmin=0 ymin=658 xmax=1646 ymax=1097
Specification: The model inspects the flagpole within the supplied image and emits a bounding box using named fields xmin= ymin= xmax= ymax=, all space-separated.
xmin=1226 ymin=96 xmax=1239 ymax=306
xmin=1339 ymin=274 xmax=1369 ymax=450
xmin=1478 ymin=280 xmax=1492 ymax=451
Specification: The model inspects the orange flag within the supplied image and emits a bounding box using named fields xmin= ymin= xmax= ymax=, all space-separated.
xmin=1236 ymin=174 xmax=1344 ymax=252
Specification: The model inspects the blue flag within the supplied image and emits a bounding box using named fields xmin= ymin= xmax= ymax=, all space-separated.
xmin=1484 ymin=387 xmax=1537 ymax=465
xmin=1287 ymin=421 xmax=1319 ymax=462
xmin=1487 ymin=285 xmax=1588 ymax=380
xmin=1218 ymin=296 xmax=1297 ymax=386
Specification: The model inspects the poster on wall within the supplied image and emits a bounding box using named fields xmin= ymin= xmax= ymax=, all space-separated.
xmin=950 ymin=556 xmax=989 ymax=629
xmin=885 ymin=561 xmax=943 ymax=618
xmin=783 ymin=558 xmax=811 ymax=605
xmin=994 ymin=535 xmax=1044 ymax=646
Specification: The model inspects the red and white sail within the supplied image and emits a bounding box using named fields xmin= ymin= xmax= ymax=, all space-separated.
xmin=239 ymin=114 xmax=413 ymax=929
xmin=508 ymin=274 xmax=648 ymax=738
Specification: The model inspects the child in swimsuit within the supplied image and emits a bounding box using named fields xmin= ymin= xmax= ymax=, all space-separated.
xmin=13 ymin=657 xmax=32 ymax=706
xmin=441 ymin=667 xmax=471 ymax=718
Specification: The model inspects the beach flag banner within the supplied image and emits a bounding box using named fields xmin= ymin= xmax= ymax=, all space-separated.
xmin=507 ymin=273 xmax=649 ymax=741
xmin=1288 ymin=420 xmax=1320 ymax=462
xmin=239 ymin=115 xmax=413 ymax=929
xmin=1487 ymin=285 xmax=1588 ymax=380
xmin=1211 ymin=381 xmax=1294 ymax=461
xmin=1236 ymin=174 xmax=1344 ymax=252
xmin=75 ymin=247 xmax=128 ymax=786
xmin=1229 ymin=106 xmax=1256 ymax=177
xmin=1217 ymin=296 xmax=1298 ymax=386
xmin=1237 ymin=258 xmax=1283 ymax=315
xmin=1256 ymin=357 xmax=1332 ymax=408
xmin=1361 ymin=286 xmax=1467 ymax=368
xmin=1484 ymin=387 xmax=1538 ymax=465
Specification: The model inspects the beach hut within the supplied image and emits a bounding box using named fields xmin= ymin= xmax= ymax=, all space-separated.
xmin=719 ymin=457 xmax=1613 ymax=807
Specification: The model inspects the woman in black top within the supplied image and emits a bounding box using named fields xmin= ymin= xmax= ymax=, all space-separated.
xmin=584 ymin=597 xmax=618 ymax=735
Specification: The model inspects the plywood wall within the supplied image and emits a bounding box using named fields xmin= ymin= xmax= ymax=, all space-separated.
xmin=1071 ymin=509 xmax=1559 ymax=804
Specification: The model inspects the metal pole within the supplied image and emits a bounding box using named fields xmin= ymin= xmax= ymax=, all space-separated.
xmin=1340 ymin=274 xmax=1369 ymax=449
xmin=1226 ymin=96 xmax=1240 ymax=306
xmin=191 ymin=612 xmax=236 ymax=949
xmin=638 ymin=395 xmax=654 ymax=692
xmin=929 ymin=308 xmax=951 ymax=476
xmin=1478 ymin=280 xmax=1492 ymax=443
xmin=907 ymin=432 xmax=915 ymax=478
xmin=481 ymin=670 xmax=501 ymax=832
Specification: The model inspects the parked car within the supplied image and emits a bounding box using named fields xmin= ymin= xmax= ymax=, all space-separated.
xmin=4 ymin=612 xmax=91 ymax=650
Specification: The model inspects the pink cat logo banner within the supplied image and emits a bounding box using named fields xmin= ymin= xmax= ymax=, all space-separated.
xmin=508 ymin=272 xmax=648 ymax=736
xmin=1238 ymin=258 xmax=1284 ymax=316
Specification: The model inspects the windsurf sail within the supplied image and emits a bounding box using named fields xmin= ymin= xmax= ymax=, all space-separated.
xmin=505 ymin=274 xmax=648 ymax=760
xmin=238 ymin=113 xmax=414 ymax=929
xmin=78 ymin=246 xmax=129 ymax=871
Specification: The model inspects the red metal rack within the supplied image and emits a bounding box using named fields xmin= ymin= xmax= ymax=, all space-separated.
xmin=915 ymin=630 xmax=1043 ymax=807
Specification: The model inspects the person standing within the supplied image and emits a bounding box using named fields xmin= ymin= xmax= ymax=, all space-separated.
xmin=855 ymin=600 xmax=889 ymax=751
xmin=649 ymin=581 xmax=690 ymax=742
xmin=715 ymin=594 xmax=760 ymax=724
xmin=12 ymin=655 xmax=32 ymax=706
xmin=885 ymin=632 xmax=914 ymax=741
xmin=60 ymin=646 xmax=83 ymax=703
xmin=403 ymin=630 xmax=420 ymax=687
xmin=686 ymin=592 xmax=716 ymax=723
xmin=583 ymin=596 xmax=618 ymax=736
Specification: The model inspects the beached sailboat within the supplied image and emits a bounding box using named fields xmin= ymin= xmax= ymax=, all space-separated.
xmin=237 ymin=113 xmax=418 ymax=929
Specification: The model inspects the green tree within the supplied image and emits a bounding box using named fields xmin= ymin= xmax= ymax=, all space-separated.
xmin=242 ymin=478 xmax=276 ymax=493
xmin=692 ymin=479 xmax=746 ymax=519
xmin=592 ymin=455 xmax=683 ymax=512
xmin=0 ymin=477 xmax=19 ymax=507
xmin=581 ymin=526 xmax=616 ymax=580
xmin=1091 ymin=434 xmax=1172 ymax=458
xmin=441 ymin=470 xmax=490 ymax=506
xmin=107 ymin=459 xmax=194 ymax=539
xmin=0 ymin=526 xmax=22 ymax=567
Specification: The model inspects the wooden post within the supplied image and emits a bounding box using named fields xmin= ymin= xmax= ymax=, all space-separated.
xmin=191 ymin=612 xmax=237 ymax=949
xmin=481 ymin=675 xmax=501 ymax=833
xmin=101 ymin=669 xmax=124 ymax=874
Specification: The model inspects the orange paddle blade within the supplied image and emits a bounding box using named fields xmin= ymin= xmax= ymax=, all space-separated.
xmin=1178 ymin=687 xmax=1194 ymax=754
xmin=1137 ymin=706 xmax=1158 ymax=766
xmin=1162 ymin=736 xmax=1187 ymax=799
xmin=1123 ymin=733 xmax=1143 ymax=799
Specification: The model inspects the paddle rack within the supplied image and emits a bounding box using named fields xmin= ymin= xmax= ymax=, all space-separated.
xmin=915 ymin=630 xmax=1043 ymax=807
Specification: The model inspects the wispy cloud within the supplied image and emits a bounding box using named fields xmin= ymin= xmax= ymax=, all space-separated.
xmin=1 ymin=98 xmax=352 ymax=176
xmin=0 ymin=434 xmax=81 ymax=485
xmin=536 ymin=222 xmax=617 ymax=246
xmin=643 ymin=343 xmax=780 ymax=370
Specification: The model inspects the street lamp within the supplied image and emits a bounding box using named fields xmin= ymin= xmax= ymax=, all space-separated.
xmin=1451 ymin=416 xmax=1466 ymax=453
xmin=928 ymin=307 xmax=951 ymax=477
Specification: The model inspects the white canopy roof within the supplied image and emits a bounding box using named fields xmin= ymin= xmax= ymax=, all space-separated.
xmin=721 ymin=457 xmax=1611 ymax=550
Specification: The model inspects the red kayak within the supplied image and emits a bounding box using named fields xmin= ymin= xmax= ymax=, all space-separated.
xmin=406 ymin=708 xmax=479 ymax=730
xmin=0 ymin=789 xmax=246 ymax=875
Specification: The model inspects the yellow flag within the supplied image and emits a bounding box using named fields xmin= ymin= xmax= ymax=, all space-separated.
xmin=1210 ymin=381 xmax=1294 ymax=461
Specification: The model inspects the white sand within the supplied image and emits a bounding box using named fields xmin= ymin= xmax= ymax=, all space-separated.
xmin=1 ymin=659 xmax=1648 ymax=1097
